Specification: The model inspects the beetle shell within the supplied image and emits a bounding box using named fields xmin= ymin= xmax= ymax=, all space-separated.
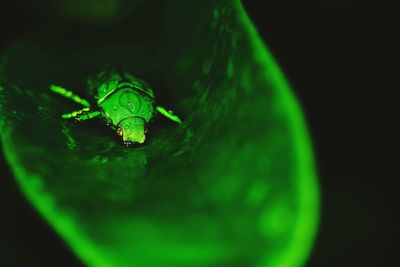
xmin=99 ymin=88 xmax=155 ymax=129
xmin=86 ymin=68 xmax=157 ymax=144
xmin=87 ymin=68 xmax=154 ymax=102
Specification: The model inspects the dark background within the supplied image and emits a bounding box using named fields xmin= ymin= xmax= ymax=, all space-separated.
xmin=0 ymin=0 xmax=396 ymax=266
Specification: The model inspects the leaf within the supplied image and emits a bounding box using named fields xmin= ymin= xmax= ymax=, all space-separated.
xmin=0 ymin=1 xmax=319 ymax=267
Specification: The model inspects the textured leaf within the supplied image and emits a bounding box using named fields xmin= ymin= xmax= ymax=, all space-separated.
xmin=0 ymin=1 xmax=319 ymax=267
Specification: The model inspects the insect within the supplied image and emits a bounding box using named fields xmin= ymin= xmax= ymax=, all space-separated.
xmin=50 ymin=68 xmax=181 ymax=146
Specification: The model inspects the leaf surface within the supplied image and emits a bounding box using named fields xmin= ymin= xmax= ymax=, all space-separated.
xmin=0 ymin=1 xmax=319 ymax=267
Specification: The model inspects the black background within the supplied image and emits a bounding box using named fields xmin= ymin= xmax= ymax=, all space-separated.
xmin=0 ymin=1 xmax=396 ymax=266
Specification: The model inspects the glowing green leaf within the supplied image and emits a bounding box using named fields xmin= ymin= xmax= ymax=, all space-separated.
xmin=0 ymin=1 xmax=319 ymax=267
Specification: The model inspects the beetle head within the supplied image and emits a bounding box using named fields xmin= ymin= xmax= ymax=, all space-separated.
xmin=117 ymin=117 xmax=147 ymax=146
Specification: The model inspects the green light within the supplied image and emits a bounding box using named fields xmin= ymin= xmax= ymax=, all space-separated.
xmin=235 ymin=1 xmax=319 ymax=266
xmin=0 ymin=140 xmax=113 ymax=267
xmin=0 ymin=1 xmax=319 ymax=267
xmin=156 ymin=106 xmax=182 ymax=124
xmin=49 ymin=68 xmax=181 ymax=145
xmin=50 ymin=85 xmax=91 ymax=107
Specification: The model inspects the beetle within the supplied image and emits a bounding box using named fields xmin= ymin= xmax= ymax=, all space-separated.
xmin=50 ymin=68 xmax=181 ymax=146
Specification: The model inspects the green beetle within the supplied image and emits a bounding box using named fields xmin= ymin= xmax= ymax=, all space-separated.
xmin=50 ymin=68 xmax=181 ymax=146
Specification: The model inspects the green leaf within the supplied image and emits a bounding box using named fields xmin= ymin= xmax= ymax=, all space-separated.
xmin=0 ymin=1 xmax=319 ymax=267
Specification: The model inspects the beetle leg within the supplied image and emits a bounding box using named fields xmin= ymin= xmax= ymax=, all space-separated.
xmin=50 ymin=85 xmax=91 ymax=107
xmin=61 ymin=108 xmax=100 ymax=121
xmin=76 ymin=111 xmax=101 ymax=121
xmin=156 ymin=106 xmax=182 ymax=124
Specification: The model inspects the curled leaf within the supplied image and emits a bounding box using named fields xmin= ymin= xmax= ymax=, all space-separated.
xmin=0 ymin=1 xmax=319 ymax=267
